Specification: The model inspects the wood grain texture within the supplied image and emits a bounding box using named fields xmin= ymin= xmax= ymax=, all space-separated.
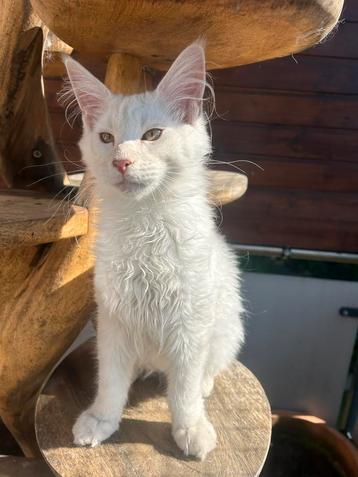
xmin=0 ymin=0 xmax=66 ymax=191
xmin=215 ymin=88 xmax=358 ymax=129
xmin=105 ymin=53 xmax=152 ymax=95
xmin=0 ymin=239 xmax=95 ymax=456
xmin=36 ymin=340 xmax=271 ymax=477
xmin=0 ymin=190 xmax=88 ymax=249
xmin=31 ymin=0 xmax=343 ymax=69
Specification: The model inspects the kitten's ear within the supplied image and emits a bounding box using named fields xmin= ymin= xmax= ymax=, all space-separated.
xmin=157 ymin=42 xmax=206 ymax=124
xmin=62 ymin=56 xmax=110 ymax=129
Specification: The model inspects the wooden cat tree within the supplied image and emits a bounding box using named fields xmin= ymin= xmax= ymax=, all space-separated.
xmin=0 ymin=0 xmax=343 ymax=475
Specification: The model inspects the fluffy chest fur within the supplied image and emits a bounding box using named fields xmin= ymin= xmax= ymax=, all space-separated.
xmin=95 ymin=197 xmax=215 ymax=342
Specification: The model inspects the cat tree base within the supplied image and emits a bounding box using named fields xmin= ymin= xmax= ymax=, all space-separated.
xmin=35 ymin=339 xmax=271 ymax=477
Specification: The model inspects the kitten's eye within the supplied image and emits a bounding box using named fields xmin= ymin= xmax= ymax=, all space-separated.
xmin=141 ymin=128 xmax=163 ymax=141
xmin=99 ymin=132 xmax=114 ymax=144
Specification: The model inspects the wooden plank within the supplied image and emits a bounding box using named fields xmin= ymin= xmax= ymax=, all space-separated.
xmin=230 ymin=187 xmax=358 ymax=223
xmin=215 ymin=154 xmax=358 ymax=192
xmin=0 ymin=190 xmax=88 ymax=249
xmin=211 ymin=56 xmax=358 ymax=94
xmin=212 ymin=121 xmax=358 ymax=161
xmin=222 ymin=207 xmax=358 ymax=253
xmin=303 ymin=21 xmax=358 ymax=58
xmin=215 ymin=88 xmax=358 ymax=129
xmin=36 ymin=340 xmax=271 ymax=477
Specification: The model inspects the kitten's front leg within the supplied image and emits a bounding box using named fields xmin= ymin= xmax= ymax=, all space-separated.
xmin=168 ymin=348 xmax=217 ymax=460
xmin=73 ymin=310 xmax=134 ymax=447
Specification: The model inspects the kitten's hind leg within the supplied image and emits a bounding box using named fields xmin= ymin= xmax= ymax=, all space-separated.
xmin=202 ymin=308 xmax=245 ymax=399
xmin=73 ymin=310 xmax=135 ymax=447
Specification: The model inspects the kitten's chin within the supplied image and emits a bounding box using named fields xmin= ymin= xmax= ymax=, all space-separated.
xmin=116 ymin=180 xmax=146 ymax=194
xmin=110 ymin=178 xmax=156 ymax=199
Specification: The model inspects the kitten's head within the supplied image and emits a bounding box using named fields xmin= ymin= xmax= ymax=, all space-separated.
xmin=63 ymin=43 xmax=211 ymax=201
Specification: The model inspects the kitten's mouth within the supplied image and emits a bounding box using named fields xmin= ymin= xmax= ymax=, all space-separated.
xmin=116 ymin=178 xmax=148 ymax=193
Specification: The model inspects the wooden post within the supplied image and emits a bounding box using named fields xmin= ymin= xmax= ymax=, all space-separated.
xmin=0 ymin=52 xmax=147 ymax=456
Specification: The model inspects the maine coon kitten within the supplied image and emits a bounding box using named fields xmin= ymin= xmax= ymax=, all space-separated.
xmin=64 ymin=43 xmax=244 ymax=460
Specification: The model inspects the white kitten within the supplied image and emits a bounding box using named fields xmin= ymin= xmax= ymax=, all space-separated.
xmin=64 ymin=43 xmax=244 ymax=460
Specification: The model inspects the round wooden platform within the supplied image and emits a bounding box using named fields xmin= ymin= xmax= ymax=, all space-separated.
xmin=35 ymin=340 xmax=271 ymax=477
xmin=31 ymin=0 xmax=343 ymax=69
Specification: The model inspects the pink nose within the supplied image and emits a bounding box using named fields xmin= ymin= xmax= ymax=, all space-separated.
xmin=112 ymin=159 xmax=132 ymax=175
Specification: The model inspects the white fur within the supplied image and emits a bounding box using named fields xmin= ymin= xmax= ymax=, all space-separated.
xmin=66 ymin=43 xmax=244 ymax=460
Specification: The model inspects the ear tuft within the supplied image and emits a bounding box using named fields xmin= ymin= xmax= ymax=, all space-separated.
xmin=60 ymin=55 xmax=110 ymax=129
xmin=157 ymin=42 xmax=207 ymax=124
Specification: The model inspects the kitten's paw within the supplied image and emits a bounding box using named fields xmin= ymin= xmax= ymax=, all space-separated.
xmin=202 ymin=376 xmax=214 ymax=398
xmin=73 ymin=410 xmax=118 ymax=447
xmin=172 ymin=416 xmax=217 ymax=460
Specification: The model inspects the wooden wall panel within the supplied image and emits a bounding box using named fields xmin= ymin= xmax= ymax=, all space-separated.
xmin=222 ymin=203 xmax=358 ymax=253
xmin=213 ymin=122 xmax=358 ymax=162
xmin=227 ymin=188 xmax=358 ymax=223
xmin=215 ymin=89 xmax=358 ymax=129
xmin=217 ymin=154 xmax=358 ymax=193
xmin=212 ymin=56 xmax=358 ymax=94
xmin=212 ymin=0 xmax=358 ymax=253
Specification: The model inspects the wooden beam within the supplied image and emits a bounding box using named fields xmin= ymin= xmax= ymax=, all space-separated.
xmin=0 ymin=190 xmax=88 ymax=249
